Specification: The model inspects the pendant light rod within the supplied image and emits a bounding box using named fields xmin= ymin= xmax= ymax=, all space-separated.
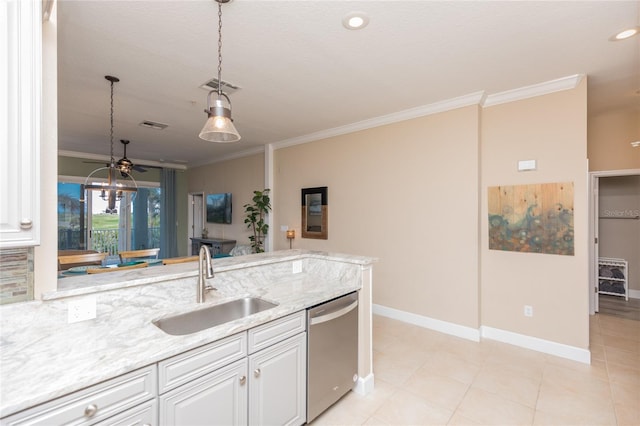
xmin=105 ymin=75 xmax=119 ymax=165
xmin=217 ymin=0 xmax=223 ymax=97
xmin=199 ymin=0 xmax=240 ymax=143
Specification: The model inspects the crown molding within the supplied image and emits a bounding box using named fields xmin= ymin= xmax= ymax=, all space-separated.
xmin=58 ymin=150 xmax=187 ymax=170
xmin=188 ymin=146 xmax=266 ymax=168
xmin=273 ymin=91 xmax=486 ymax=150
xmin=483 ymin=74 xmax=585 ymax=107
xmin=272 ymin=74 xmax=584 ymax=151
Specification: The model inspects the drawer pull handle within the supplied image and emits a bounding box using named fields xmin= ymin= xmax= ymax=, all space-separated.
xmin=254 ymin=368 xmax=261 ymax=377
xmin=84 ymin=404 xmax=98 ymax=417
xmin=19 ymin=219 xmax=33 ymax=230
xmin=239 ymin=375 xmax=246 ymax=385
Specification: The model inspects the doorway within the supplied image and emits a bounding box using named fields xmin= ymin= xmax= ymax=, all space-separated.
xmin=589 ymin=169 xmax=640 ymax=315
xmin=188 ymin=192 xmax=205 ymax=255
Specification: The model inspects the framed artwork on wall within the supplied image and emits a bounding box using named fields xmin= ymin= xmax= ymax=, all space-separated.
xmin=206 ymin=193 xmax=232 ymax=224
xmin=302 ymin=187 xmax=328 ymax=239
xmin=488 ymin=182 xmax=574 ymax=256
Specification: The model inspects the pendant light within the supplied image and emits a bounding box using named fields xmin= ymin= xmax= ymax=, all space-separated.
xmin=84 ymin=75 xmax=137 ymax=214
xmin=199 ymin=0 xmax=241 ymax=143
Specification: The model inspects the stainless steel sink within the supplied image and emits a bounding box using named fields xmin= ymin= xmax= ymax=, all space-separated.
xmin=153 ymin=297 xmax=278 ymax=336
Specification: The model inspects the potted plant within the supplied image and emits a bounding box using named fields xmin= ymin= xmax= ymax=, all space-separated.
xmin=243 ymin=189 xmax=271 ymax=253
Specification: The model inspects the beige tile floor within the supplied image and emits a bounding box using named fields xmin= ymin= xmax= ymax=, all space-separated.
xmin=311 ymin=314 xmax=640 ymax=426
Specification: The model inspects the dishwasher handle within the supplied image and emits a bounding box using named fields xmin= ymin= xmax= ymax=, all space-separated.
xmin=309 ymin=299 xmax=358 ymax=326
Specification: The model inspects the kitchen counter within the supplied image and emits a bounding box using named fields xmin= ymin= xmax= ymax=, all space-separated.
xmin=0 ymin=250 xmax=376 ymax=418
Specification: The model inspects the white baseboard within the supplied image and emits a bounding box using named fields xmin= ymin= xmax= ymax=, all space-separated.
xmin=372 ymin=303 xmax=590 ymax=364
xmin=481 ymin=326 xmax=591 ymax=364
xmin=353 ymin=373 xmax=374 ymax=396
xmin=628 ymin=289 xmax=640 ymax=300
xmin=372 ymin=304 xmax=480 ymax=342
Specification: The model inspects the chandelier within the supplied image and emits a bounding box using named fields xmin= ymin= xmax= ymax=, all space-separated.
xmin=84 ymin=75 xmax=137 ymax=214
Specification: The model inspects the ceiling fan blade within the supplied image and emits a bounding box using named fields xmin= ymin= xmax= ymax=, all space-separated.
xmin=132 ymin=164 xmax=148 ymax=173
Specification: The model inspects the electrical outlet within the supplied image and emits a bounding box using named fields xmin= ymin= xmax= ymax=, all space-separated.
xmin=292 ymin=260 xmax=302 ymax=274
xmin=524 ymin=305 xmax=533 ymax=317
xmin=68 ymin=297 xmax=97 ymax=324
xmin=280 ymin=225 xmax=289 ymax=232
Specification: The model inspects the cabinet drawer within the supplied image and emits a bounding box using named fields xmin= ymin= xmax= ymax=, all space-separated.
xmin=158 ymin=332 xmax=247 ymax=394
xmin=94 ymin=399 xmax=157 ymax=426
xmin=248 ymin=311 xmax=306 ymax=354
xmin=1 ymin=365 xmax=156 ymax=426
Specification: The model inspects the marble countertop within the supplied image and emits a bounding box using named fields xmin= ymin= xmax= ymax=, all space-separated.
xmin=49 ymin=249 xmax=374 ymax=300
xmin=0 ymin=250 xmax=376 ymax=418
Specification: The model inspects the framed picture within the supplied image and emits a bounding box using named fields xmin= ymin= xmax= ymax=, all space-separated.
xmin=206 ymin=193 xmax=232 ymax=224
xmin=301 ymin=187 xmax=327 ymax=239
xmin=488 ymin=182 xmax=574 ymax=255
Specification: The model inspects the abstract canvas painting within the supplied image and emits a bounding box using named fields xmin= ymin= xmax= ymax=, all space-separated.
xmin=488 ymin=182 xmax=574 ymax=256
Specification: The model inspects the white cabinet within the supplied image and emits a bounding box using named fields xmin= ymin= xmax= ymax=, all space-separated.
xmin=598 ymin=257 xmax=628 ymax=301
xmin=0 ymin=0 xmax=41 ymax=248
xmin=94 ymin=399 xmax=157 ymax=426
xmin=157 ymin=311 xmax=307 ymax=426
xmin=247 ymin=311 xmax=306 ymax=354
xmin=248 ymin=333 xmax=306 ymax=426
xmin=159 ymin=359 xmax=248 ymax=426
xmin=0 ymin=366 xmax=156 ymax=426
xmin=158 ymin=332 xmax=247 ymax=394
xmin=157 ymin=333 xmax=248 ymax=426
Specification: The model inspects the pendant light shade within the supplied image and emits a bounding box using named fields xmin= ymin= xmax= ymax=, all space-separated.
xmin=199 ymin=91 xmax=240 ymax=142
xmin=199 ymin=0 xmax=240 ymax=143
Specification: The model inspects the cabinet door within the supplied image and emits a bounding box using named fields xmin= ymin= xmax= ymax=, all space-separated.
xmin=248 ymin=333 xmax=306 ymax=426
xmin=159 ymin=359 xmax=247 ymax=426
xmin=0 ymin=0 xmax=40 ymax=248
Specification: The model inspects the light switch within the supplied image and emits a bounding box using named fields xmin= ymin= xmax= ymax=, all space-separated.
xmin=518 ymin=159 xmax=537 ymax=171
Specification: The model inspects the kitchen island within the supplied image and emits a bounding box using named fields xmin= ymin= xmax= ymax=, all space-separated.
xmin=0 ymin=249 xmax=375 ymax=423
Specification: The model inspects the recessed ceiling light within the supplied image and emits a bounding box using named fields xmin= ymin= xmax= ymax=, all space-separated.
xmin=631 ymin=141 xmax=640 ymax=148
xmin=610 ymin=27 xmax=639 ymax=41
xmin=342 ymin=12 xmax=369 ymax=30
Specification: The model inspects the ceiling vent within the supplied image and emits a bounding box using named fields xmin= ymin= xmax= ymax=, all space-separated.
xmin=139 ymin=120 xmax=169 ymax=130
xmin=200 ymin=78 xmax=241 ymax=95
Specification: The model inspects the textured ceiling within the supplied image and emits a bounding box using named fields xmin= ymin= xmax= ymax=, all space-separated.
xmin=56 ymin=0 xmax=640 ymax=169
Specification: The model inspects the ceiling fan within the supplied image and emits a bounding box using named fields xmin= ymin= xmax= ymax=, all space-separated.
xmin=116 ymin=139 xmax=148 ymax=176
xmin=84 ymin=139 xmax=160 ymax=176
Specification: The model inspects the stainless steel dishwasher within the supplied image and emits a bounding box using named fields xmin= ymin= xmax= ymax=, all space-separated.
xmin=307 ymin=291 xmax=359 ymax=423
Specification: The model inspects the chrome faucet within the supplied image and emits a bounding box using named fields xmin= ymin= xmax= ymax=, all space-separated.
xmin=197 ymin=245 xmax=215 ymax=303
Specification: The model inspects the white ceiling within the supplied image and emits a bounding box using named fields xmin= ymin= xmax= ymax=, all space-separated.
xmin=56 ymin=0 xmax=640 ymax=169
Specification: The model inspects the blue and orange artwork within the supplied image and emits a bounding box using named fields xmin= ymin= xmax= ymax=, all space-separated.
xmin=488 ymin=182 xmax=574 ymax=256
